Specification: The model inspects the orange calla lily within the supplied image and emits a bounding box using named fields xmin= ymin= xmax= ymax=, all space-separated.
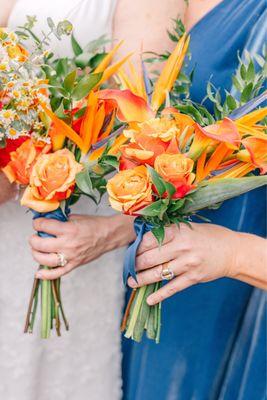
xmin=188 ymin=118 xmax=240 ymax=160
xmin=98 ymin=89 xmax=154 ymax=122
xmin=237 ymin=136 xmax=267 ymax=174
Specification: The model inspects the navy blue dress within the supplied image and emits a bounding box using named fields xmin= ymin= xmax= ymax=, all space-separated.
xmin=122 ymin=1 xmax=266 ymax=399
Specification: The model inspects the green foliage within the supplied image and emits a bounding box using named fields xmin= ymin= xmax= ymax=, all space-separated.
xmin=204 ymin=48 xmax=267 ymax=119
xmin=72 ymin=73 xmax=102 ymax=100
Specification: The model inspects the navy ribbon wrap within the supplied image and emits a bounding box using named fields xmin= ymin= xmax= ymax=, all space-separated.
xmin=31 ymin=207 xmax=70 ymax=239
xmin=123 ymin=217 xmax=153 ymax=285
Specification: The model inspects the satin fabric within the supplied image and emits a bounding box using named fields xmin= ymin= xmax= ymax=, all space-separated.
xmin=122 ymin=1 xmax=266 ymax=399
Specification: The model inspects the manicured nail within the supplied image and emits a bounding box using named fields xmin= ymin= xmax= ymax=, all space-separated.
xmin=147 ymin=296 xmax=154 ymax=306
xmin=128 ymin=277 xmax=137 ymax=288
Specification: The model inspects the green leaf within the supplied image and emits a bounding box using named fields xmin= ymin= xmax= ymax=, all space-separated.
xmin=147 ymin=166 xmax=166 ymax=196
xmin=164 ymin=181 xmax=176 ymax=198
xmin=89 ymin=53 xmax=107 ymax=70
xmin=181 ymin=176 xmax=267 ymax=214
xmin=63 ymin=70 xmax=77 ymax=92
xmin=100 ymin=155 xmax=119 ymax=169
xmin=240 ymin=64 xmax=247 ymax=80
xmin=226 ymin=94 xmax=237 ymax=110
xmin=75 ymin=168 xmax=94 ymax=196
xmin=241 ymin=82 xmax=253 ymax=103
xmin=232 ymin=75 xmax=243 ymax=91
xmin=138 ymin=200 xmax=165 ymax=217
xmin=246 ymin=60 xmax=255 ymax=82
xmin=56 ymin=58 xmax=69 ymax=76
xmin=72 ymin=73 xmax=103 ymax=101
xmin=168 ymin=198 xmax=186 ymax=213
xmin=151 ymin=226 xmax=165 ymax=245
xmin=71 ymin=34 xmax=83 ymax=56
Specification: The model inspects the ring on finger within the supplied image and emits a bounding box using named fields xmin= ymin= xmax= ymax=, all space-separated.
xmin=57 ymin=252 xmax=68 ymax=267
xmin=160 ymin=262 xmax=174 ymax=281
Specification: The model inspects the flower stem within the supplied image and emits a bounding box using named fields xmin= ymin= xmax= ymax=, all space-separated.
xmin=24 ymin=277 xmax=39 ymax=333
xmin=121 ymin=289 xmax=137 ymax=332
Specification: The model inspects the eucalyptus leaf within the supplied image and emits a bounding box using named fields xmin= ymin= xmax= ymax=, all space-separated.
xmin=71 ymin=34 xmax=83 ymax=56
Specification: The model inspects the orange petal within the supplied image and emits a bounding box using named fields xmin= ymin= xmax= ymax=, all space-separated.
xmin=94 ymin=40 xmax=124 ymax=73
xmin=80 ymin=91 xmax=99 ymax=152
xmin=21 ymin=186 xmax=59 ymax=212
xmin=237 ymin=107 xmax=267 ymax=126
xmin=40 ymin=103 xmax=84 ymax=151
xmin=195 ymin=151 xmax=207 ymax=183
xmin=98 ymin=89 xmax=154 ymax=122
xmin=91 ymin=103 xmax=106 ymax=145
xmin=98 ymin=52 xmax=134 ymax=85
xmin=202 ymin=143 xmax=231 ymax=179
xmin=151 ymin=34 xmax=189 ymax=111
xmin=241 ymin=136 xmax=267 ymax=174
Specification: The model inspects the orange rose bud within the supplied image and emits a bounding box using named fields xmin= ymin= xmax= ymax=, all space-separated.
xmin=154 ymin=153 xmax=195 ymax=198
xmin=21 ymin=149 xmax=83 ymax=212
xmin=107 ymin=165 xmax=152 ymax=214
xmin=2 ymin=139 xmax=51 ymax=185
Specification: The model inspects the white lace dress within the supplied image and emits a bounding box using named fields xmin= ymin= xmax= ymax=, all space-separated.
xmin=0 ymin=2 xmax=126 ymax=400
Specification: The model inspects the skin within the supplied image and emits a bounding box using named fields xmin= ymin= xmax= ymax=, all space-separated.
xmin=2 ymin=1 xmax=266 ymax=292
xmin=127 ymin=224 xmax=267 ymax=305
xmin=0 ymin=173 xmax=18 ymax=204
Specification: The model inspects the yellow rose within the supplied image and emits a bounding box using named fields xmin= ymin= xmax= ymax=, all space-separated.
xmin=124 ymin=117 xmax=179 ymax=143
xmin=155 ymin=153 xmax=195 ymax=198
xmin=107 ymin=165 xmax=152 ymax=214
xmin=21 ymin=149 xmax=83 ymax=212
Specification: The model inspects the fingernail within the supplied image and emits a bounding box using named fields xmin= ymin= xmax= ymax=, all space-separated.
xmin=128 ymin=277 xmax=137 ymax=288
xmin=147 ymin=296 xmax=154 ymax=306
xmin=36 ymin=272 xmax=42 ymax=279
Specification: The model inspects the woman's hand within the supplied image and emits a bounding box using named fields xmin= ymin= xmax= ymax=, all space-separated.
xmin=30 ymin=214 xmax=135 ymax=280
xmin=0 ymin=172 xmax=18 ymax=205
xmin=128 ymin=223 xmax=267 ymax=305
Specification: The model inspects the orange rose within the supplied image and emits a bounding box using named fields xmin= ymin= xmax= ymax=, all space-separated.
xmin=2 ymin=139 xmax=51 ymax=185
xmin=107 ymin=165 xmax=152 ymax=214
xmin=21 ymin=149 xmax=83 ymax=212
xmin=124 ymin=117 xmax=179 ymax=143
xmin=154 ymin=153 xmax=195 ymax=198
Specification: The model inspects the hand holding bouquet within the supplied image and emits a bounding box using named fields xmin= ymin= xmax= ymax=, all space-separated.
xmin=95 ymin=33 xmax=267 ymax=343
xmin=0 ymin=21 xmax=131 ymax=338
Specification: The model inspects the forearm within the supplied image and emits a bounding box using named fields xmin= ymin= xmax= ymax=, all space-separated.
xmin=0 ymin=172 xmax=16 ymax=205
xmin=229 ymin=232 xmax=267 ymax=290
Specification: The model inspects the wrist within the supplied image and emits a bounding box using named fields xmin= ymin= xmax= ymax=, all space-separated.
xmin=104 ymin=214 xmax=136 ymax=251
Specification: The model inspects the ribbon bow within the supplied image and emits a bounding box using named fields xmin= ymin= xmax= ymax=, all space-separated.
xmin=123 ymin=217 xmax=153 ymax=285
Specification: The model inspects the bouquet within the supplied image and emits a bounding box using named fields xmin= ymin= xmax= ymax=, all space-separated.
xmin=89 ymin=33 xmax=267 ymax=343
xmin=0 ymin=20 xmax=131 ymax=338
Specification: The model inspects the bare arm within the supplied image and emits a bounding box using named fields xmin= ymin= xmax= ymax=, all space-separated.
xmin=113 ymin=0 xmax=186 ymax=64
xmin=0 ymin=0 xmax=16 ymax=27
xmin=0 ymin=172 xmax=17 ymax=205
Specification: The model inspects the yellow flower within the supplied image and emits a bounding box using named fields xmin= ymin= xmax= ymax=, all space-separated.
xmin=107 ymin=165 xmax=152 ymax=214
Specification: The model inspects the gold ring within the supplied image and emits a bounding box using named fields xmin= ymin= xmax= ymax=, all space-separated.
xmin=160 ymin=263 xmax=174 ymax=281
xmin=57 ymin=252 xmax=68 ymax=267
